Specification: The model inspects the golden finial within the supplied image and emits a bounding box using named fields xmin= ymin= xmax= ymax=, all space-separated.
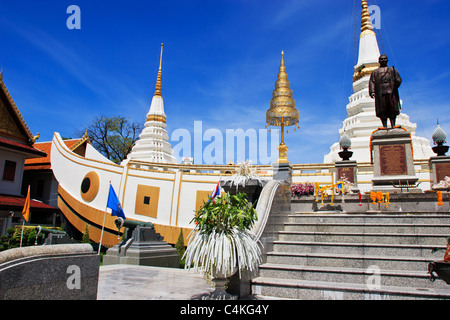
xmin=154 ymin=43 xmax=164 ymax=97
xmin=361 ymin=0 xmax=374 ymax=34
xmin=266 ymin=51 xmax=300 ymax=164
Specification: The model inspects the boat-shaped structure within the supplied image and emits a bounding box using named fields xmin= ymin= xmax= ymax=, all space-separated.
xmin=51 ymin=131 xmax=242 ymax=247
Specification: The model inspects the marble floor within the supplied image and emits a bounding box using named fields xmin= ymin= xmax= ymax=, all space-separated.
xmin=97 ymin=264 xmax=214 ymax=300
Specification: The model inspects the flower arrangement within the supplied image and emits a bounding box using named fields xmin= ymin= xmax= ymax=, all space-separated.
xmin=291 ymin=183 xmax=315 ymax=198
xmin=432 ymin=176 xmax=450 ymax=190
xmin=184 ymin=192 xmax=262 ymax=282
xmin=227 ymin=160 xmax=262 ymax=189
xmin=429 ymin=238 xmax=450 ymax=284
xmin=339 ymin=177 xmax=354 ymax=195
xmin=370 ymin=191 xmax=391 ymax=207
xmin=432 ymin=238 xmax=450 ymax=262
xmin=437 ymin=191 xmax=444 ymax=206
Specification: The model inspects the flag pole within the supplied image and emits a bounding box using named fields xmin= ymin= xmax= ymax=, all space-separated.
xmin=98 ymin=181 xmax=111 ymax=255
xmin=19 ymin=220 xmax=25 ymax=248
xmin=20 ymin=185 xmax=31 ymax=248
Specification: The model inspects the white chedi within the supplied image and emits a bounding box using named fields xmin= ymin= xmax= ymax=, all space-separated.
xmin=125 ymin=44 xmax=177 ymax=164
xmin=324 ymin=1 xmax=433 ymax=163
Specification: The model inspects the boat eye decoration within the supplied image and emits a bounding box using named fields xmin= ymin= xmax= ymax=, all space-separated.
xmin=80 ymin=171 xmax=100 ymax=202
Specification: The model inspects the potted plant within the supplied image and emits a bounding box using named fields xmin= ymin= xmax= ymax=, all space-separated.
xmin=183 ymin=192 xmax=262 ymax=300
xmin=429 ymin=238 xmax=450 ymax=284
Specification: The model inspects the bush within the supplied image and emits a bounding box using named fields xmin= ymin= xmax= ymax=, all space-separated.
xmin=175 ymin=229 xmax=185 ymax=268
xmin=192 ymin=192 xmax=257 ymax=234
xmin=82 ymin=224 xmax=91 ymax=244
xmin=0 ymin=225 xmax=60 ymax=251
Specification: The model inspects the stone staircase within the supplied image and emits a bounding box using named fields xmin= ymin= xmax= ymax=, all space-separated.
xmin=251 ymin=212 xmax=450 ymax=300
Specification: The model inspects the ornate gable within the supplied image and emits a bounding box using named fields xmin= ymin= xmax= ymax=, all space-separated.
xmin=0 ymin=71 xmax=37 ymax=145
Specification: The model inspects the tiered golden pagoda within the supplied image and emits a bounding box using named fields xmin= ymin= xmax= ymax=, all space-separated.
xmin=266 ymin=51 xmax=300 ymax=164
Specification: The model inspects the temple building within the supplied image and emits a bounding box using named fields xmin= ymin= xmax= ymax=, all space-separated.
xmin=0 ymin=71 xmax=58 ymax=233
xmin=23 ymin=132 xmax=91 ymax=209
xmin=324 ymin=0 xmax=433 ymax=164
xmin=125 ymin=44 xmax=177 ymax=164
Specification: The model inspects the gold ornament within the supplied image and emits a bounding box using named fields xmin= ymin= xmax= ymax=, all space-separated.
xmin=154 ymin=44 xmax=164 ymax=97
xmin=266 ymin=51 xmax=300 ymax=164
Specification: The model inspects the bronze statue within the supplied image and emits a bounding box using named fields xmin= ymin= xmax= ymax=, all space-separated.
xmin=369 ymin=55 xmax=402 ymax=129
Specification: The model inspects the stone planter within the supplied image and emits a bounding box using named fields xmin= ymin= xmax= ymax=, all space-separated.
xmin=220 ymin=179 xmax=264 ymax=206
xmin=205 ymin=268 xmax=238 ymax=300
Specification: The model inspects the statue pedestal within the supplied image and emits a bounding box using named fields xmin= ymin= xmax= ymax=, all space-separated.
xmin=430 ymin=156 xmax=450 ymax=186
xmin=371 ymin=128 xmax=419 ymax=192
xmin=103 ymin=226 xmax=179 ymax=267
xmin=273 ymin=162 xmax=292 ymax=184
xmin=335 ymin=160 xmax=358 ymax=187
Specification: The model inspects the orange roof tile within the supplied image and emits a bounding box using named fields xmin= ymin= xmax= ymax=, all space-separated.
xmin=24 ymin=138 xmax=86 ymax=170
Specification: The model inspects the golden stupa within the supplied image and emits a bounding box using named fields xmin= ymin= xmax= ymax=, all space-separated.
xmin=266 ymin=51 xmax=300 ymax=164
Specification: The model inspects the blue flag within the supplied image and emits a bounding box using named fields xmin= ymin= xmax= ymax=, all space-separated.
xmin=107 ymin=185 xmax=126 ymax=219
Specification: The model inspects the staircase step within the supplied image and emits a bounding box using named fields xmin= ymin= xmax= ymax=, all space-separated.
xmin=272 ymin=240 xmax=444 ymax=258
xmin=258 ymin=263 xmax=448 ymax=289
xmin=283 ymin=222 xmax=450 ymax=234
xmin=251 ymin=277 xmax=450 ymax=300
xmin=289 ymin=213 xmax=450 ymax=225
xmin=278 ymin=230 xmax=448 ymax=245
xmin=266 ymin=251 xmax=434 ymax=271
xmin=251 ymin=211 xmax=450 ymax=300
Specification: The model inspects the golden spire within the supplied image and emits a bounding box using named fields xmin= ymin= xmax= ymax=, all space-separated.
xmin=267 ymin=51 xmax=298 ymax=128
xmin=361 ymin=0 xmax=375 ymax=35
xmin=154 ymin=43 xmax=164 ymax=97
xmin=266 ymin=51 xmax=300 ymax=164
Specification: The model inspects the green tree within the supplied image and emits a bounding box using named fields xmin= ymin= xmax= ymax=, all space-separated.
xmin=84 ymin=116 xmax=143 ymax=164
xmin=82 ymin=224 xmax=91 ymax=244
xmin=175 ymin=229 xmax=185 ymax=267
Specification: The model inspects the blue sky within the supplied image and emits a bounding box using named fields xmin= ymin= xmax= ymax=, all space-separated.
xmin=1 ymin=0 xmax=449 ymax=164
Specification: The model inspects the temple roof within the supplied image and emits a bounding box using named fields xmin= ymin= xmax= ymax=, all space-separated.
xmin=0 ymin=71 xmax=47 ymax=158
xmin=0 ymin=71 xmax=39 ymax=145
xmin=0 ymin=193 xmax=58 ymax=212
xmin=0 ymin=136 xmax=46 ymax=158
xmin=25 ymin=132 xmax=90 ymax=170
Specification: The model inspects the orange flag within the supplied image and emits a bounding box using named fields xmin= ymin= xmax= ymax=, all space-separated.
xmin=22 ymin=186 xmax=30 ymax=222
